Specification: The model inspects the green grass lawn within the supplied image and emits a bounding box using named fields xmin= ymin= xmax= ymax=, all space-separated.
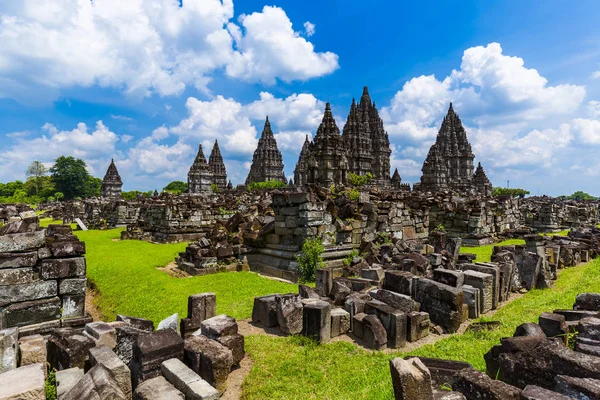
xmin=459 ymin=238 xmax=525 ymax=262
xmin=52 ymin=223 xmax=297 ymax=324
xmin=241 ymin=258 xmax=600 ymax=400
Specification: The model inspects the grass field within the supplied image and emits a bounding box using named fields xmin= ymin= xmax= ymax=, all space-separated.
xmin=36 ymin=219 xmax=297 ymax=323
xmin=459 ymin=238 xmax=525 ymax=262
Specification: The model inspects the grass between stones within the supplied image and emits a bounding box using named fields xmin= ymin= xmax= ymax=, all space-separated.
xmin=49 ymin=222 xmax=297 ymax=323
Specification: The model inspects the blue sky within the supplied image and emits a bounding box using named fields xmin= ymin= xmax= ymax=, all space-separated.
xmin=1 ymin=0 xmax=599 ymax=195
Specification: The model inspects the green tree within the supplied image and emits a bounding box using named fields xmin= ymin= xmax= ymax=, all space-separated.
xmin=54 ymin=192 xmax=64 ymax=201
xmin=50 ymin=156 xmax=92 ymax=200
xmin=86 ymin=176 xmax=103 ymax=197
xmin=566 ymin=191 xmax=597 ymax=201
xmin=295 ymin=237 xmax=326 ymax=283
xmin=0 ymin=181 xmax=24 ymax=197
xmin=492 ymin=187 xmax=530 ymax=198
xmin=26 ymin=161 xmax=48 ymax=195
xmin=163 ymin=180 xmax=188 ymax=194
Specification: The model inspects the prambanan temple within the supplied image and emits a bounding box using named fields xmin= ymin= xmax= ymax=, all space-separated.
xmin=101 ymin=87 xmax=493 ymax=196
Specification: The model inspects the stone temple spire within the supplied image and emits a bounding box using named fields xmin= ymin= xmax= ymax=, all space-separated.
xmin=101 ymin=159 xmax=123 ymax=198
xmin=473 ymin=162 xmax=492 ymax=196
xmin=391 ymin=168 xmax=402 ymax=188
xmin=208 ymin=140 xmax=227 ymax=190
xmin=294 ymin=135 xmax=312 ymax=187
xmin=188 ymin=144 xmax=214 ymax=193
xmin=246 ymin=116 xmax=286 ymax=185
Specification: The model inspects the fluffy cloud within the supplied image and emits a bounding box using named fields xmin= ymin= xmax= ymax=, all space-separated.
xmin=572 ymin=118 xmax=600 ymax=145
xmin=592 ymin=71 xmax=600 ymax=79
xmin=0 ymin=1 xmax=338 ymax=101
xmin=303 ymin=21 xmax=316 ymax=37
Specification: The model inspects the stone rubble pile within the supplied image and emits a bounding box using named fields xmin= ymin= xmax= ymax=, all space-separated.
xmin=389 ymin=292 xmax=600 ymax=400
xmin=0 ymin=292 xmax=242 ymax=399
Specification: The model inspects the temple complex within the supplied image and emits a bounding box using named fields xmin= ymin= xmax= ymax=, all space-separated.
xmin=246 ymin=117 xmax=286 ymax=185
xmin=208 ymin=140 xmax=227 ymax=190
xmin=418 ymin=103 xmax=491 ymax=194
xmin=100 ymin=159 xmax=123 ymax=198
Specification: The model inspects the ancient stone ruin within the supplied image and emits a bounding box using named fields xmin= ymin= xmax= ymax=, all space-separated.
xmin=245 ymin=116 xmax=287 ymax=185
xmin=101 ymin=159 xmax=123 ymax=199
xmin=188 ymin=141 xmax=228 ymax=194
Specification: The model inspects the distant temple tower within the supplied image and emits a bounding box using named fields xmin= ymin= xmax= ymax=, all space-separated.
xmin=208 ymin=140 xmax=227 ymax=190
xmin=188 ymin=144 xmax=214 ymax=193
xmin=101 ymin=159 xmax=123 ymax=198
xmin=294 ymin=136 xmax=311 ymax=187
xmin=390 ymin=168 xmax=402 ymax=189
xmin=419 ymin=103 xmax=491 ymax=195
xmin=246 ymin=117 xmax=286 ymax=185
xmin=473 ymin=162 xmax=492 ymax=196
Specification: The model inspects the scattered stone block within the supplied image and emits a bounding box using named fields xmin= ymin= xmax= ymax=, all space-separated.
xmin=329 ymin=279 xmax=352 ymax=306
xmin=461 ymin=285 xmax=479 ymax=319
xmin=299 ymin=285 xmax=320 ymax=299
xmin=200 ymin=315 xmax=237 ymax=338
xmin=56 ymin=367 xmax=84 ymax=399
xmin=87 ymin=345 xmax=132 ymax=399
xmin=360 ymin=267 xmax=384 ymax=282
xmin=251 ymin=295 xmax=278 ymax=327
xmin=18 ymin=334 xmax=46 ymax=367
xmin=161 ymin=358 xmax=219 ymax=400
xmin=302 ymin=300 xmax=331 ymax=343
xmin=407 ymin=312 xmax=430 ymax=342
xmin=0 ymin=231 xmax=45 ymax=253
xmin=0 ymin=327 xmax=18 ymax=373
xmin=574 ymin=293 xmax=600 ymax=311
xmin=0 ymin=362 xmax=45 ymax=400
xmin=134 ymin=376 xmax=185 ymax=400
xmin=417 ymin=357 xmax=472 ymax=390
xmin=0 ymin=296 xmax=61 ymax=329
xmin=115 ymin=325 xmax=149 ymax=367
xmin=215 ymin=334 xmax=244 ymax=366
xmin=577 ymin=316 xmax=600 ymax=341
xmin=553 ymin=309 xmax=599 ymax=321
xmin=433 ymin=268 xmax=464 ymax=288
xmin=389 ymin=357 xmax=434 ymax=400
xmin=84 ymin=321 xmax=117 ymax=349
xmin=520 ymin=385 xmax=570 ymax=400
xmin=330 ymin=308 xmax=350 ymax=337
xmin=514 ymin=323 xmax=546 ymax=338
xmin=362 ymin=314 xmax=387 ymax=350
xmin=352 ymin=313 xmax=367 ymax=339
xmin=315 ymin=268 xmax=333 ymax=297
xmin=117 ymin=315 xmax=155 ymax=332
xmin=158 ymin=313 xmax=179 ymax=333
xmin=365 ymin=300 xmax=407 ymax=348
xmin=554 ymin=375 xmax=600 ymax=399
xmin=180 ymin=294 xmax=216 ymax=338
xmin=538 ymin=312 xmax=567 ymax=339
xmin=183 ymin=335 xmax=233 ymax=392
xmin=47 ymin=328 xmax=95 ymax=370
xmin=414 ymin=278 xmax=464 ymax=333
xmin=275 ymin=294 xmax=303 ymax=335
xmin=62 ymin=364 xmax=127 ymax=400
xmin=39 ymin=258 xmax=86 ymax=280
xmin=375 ymin=289 xmax=420 ymax=313
xmin=130 ymin=329 xmax=184 ymax=389
xmin=0 ymin=280 xmax=58 ymax=307
xmin=344 ymin=293 xmax=369 ymax=331
xmin=463 ymin=270 xmax=493 ymax=314
xmin=383 ymin=270 xmax=414 ymax=296
xmin=465 ymin=263 xmax=501 ymax=309
xmin=452 ymin=368 xmax=521 ymax=399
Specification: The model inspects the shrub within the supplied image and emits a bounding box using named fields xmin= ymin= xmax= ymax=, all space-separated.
xmin=211 ymin=183 xmax=219 ymax=193
xmin=296 ymin=237 xmax=325 ymax=282
xmin=46 ymin=370 xmax=57 ymax=400
xmin=348 ymin=172 xmax=373 ymax=187
xmin=492 ymin=187 xmax=530 ymax=198
xmin=342 ymin=248 xmax=360 ymax=267
xmin=349 ymin=188 xmax=360 ymax=201
xmin=247 ymin=180 xmax=286 ymax=191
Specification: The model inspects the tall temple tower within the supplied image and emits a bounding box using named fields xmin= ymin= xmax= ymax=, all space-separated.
xmin=246 ymin=117 xmax=286 ymax=185
xmin=187 ymin=144 xmax=214 ymax=193
xmin=419 ymin=103 xmax=491 ymax=194
xmin=294 ymin=135 xmax=311 ymax=187
xmin=101 ymin=159 xmax=123 ymax=198
xmin=208 ymin=140 xmax=227 ymax=190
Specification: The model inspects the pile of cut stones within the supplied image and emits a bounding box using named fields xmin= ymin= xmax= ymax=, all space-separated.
xmin=389 ymin=292 xmax=600 ymax=399
xmin=0 ymin=292 xmax=243 ymax=400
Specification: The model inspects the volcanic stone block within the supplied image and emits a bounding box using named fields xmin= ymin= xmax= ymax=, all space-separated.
xmin=117 ymin=315 xmax=155 ymax=332
xmin=383 ymin=270 xmax=414 ymax=296
xmin=0 ymin=231 xmax=45 ymax=253
xmin=299 ymin=284 xmax=320 ymax=299
xmin=274 ymin=294 xmax=303 ymax=335
xmin=553 ymin=309 xmax=599 ymax=321
xmin=433 ymin=268 xmax=464 ymax=288
xmin=47 ymin=238 xmax=86 ymax=258
xmin=56 ymin=367 xmax=84 ymax=399
xmin=520 ymin=385 xmax=569 ymax=399
xmin=200 ymin=314 xmax=237 ymax=338
xmin=0 ymin=363 xmax=45 ymax=400
xmin=574 ymin=336 xmax=600 ymax=357
xmin=360 ymin=267 xmax=384 ymax=282
xmin=452 ymin=368 xmax=521 ymax=399
xmin=58 ymin=278 xmax=86 ymax=296
xmin=330 ymin=279 xmax=352 ymax=306
xmin=0 ymin=251 xmax=38 ymax=269
xmin=330 ymin=308 xmax=350 ymax=337
xmin=0 ymin=280 xmax=57 ymax=307
xmin=414 ymin=278 xmax=464 ymax=333
xmin=181 ymin=293 xmax=217 ymax=338
xmin=61 ymin=295 xmax=85 ymax=319
xmin=417 ymin=357 xmax=473 ymax=389
xmin=519 ymin=252 xmax=542 ymax=291
xmin=87 ymin=345 xmax=132 ymax=399
xmin=407 ymin=312 xmax=430 ymax=342
xmin=134 ymin=376 xmax=185 ymax=400
xmin=39 ymin=258 xmax=86 ymax=280
xmin=554 ymin=375 xmax=600 ymax=399
xmin=574 ymin=293 xmax=600 ymax=311
xmin=362 ymin=314 xmax=387 ymax=350
xmin=538 ymin=312 xmax=567 ymax=339
xmin=215 ymin=334 xmax=244 ymax=366
xmin=1 ymin=295 xmax=61 ymax=329
xmin=514 ymin=323 xmax=546 ymax=338
xmin=115 ymin=325 xmax=150 ymax=367
xmin=389 ymin=357 xmax=434 ymax=400
xmin=462 ymin=285 xmax=479 ymax=319
xmin=365 ymin=300 xmax=407 ymax=348
xmin=18 ymin=334 xmax=46 ymax=367
xmin=84 ymin=321 xmax=117 ymax=349
xmin=48 ymin=328 xmax=95 ymax=370
xmin=375 ymin=289 xmax=420 ymax=313
xmin=0 ymin=267 xmax=37 ymax=286
xmin=62 ymin=363 xmax=127 ymax=400
xmin=463 ymin=263 xmax=501 ymax=309
xmin=463 ymin=270 xmax=493 ymax=314
xmin=130 ymin=329 xmax=184 ymax=389
xmin=161 ymin=358 xmax=219 ymax=400
xmin=344 ymin=293 xmax=370 ymax=331
xmin=0 ymin=327 xmax=18 ymax=373
xmin=315 ymin=268 xmax=333 ymax=297
xmin=251 ymin=295 xmax=278 ymax=327
xmin=352 ymin=313 xmax=367 ymax=338
xmin=158 ymin=313 xmax=179 ymax=332
xmin=302 ymin=300 xmax=331 ymax=343
xmin=183 ymin=335 xmax=233 ymax=392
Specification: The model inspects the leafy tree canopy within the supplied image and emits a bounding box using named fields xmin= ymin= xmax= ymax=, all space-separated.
xmin=559 ymin=191 xmax=598 ymax=201
xmin=50 ymin=156 xmax=95 ymax=200
xmin=492 ymin=187 xmax=530 ymax=198
xmin=163 ymin=180 xmax=188 ymax=194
